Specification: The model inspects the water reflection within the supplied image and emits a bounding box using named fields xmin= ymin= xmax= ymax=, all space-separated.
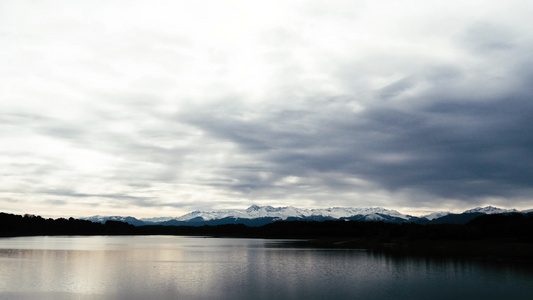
xmin=0 ymin=236 xmax=532 ymax=299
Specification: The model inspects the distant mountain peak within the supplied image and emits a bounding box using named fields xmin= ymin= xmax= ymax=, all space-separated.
xmin=247 ymin=204 xmax=261 ymax=210
xmin=81 ymin=204 xmax=530 ymax=227
xmin=462 ymin=206 xmax=518 ymax=214
xmin=421 ymin=211 xmax=451 ymax=220
xmin=246 ymin=204 xmax=273 ymax=212
xmin=173 ymin=205 xmax=411 ymax=222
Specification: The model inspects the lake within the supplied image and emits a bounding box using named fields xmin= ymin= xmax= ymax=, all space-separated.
xmin=0 ymin=236 xmax=532 ymax=299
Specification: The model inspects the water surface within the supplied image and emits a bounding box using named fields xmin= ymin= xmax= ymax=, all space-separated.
xmin=0 ymin=236 xmax=532 ymax=299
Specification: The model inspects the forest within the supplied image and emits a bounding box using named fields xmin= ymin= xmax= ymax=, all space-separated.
xmin=1 ymin=212 xmax=533 ymax=259
xmin=2 ymin=211 xmax=533 ymax=239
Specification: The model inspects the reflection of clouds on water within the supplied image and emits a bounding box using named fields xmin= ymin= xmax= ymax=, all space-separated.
xmin=1 ymin=236 xmax=533 ymax=299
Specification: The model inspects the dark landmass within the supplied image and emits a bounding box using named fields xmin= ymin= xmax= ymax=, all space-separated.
xmin=428 ymin=212 xmax=485 ymax=224
xmin=1 ymin=212 xmax=533 ymax=261
xmin=0 ymin=213 xmax=136 ymax=236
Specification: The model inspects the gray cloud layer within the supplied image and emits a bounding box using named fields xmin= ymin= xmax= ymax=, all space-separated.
xmin=1 ymin=0 xmax=533 ymax=216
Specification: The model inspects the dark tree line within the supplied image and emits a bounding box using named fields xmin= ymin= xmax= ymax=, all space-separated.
xmin=255 ymin=213 xmax=533 ymax=241
xmin=1 ymin=211 xmax=532 ymax=242
xmin=0 ymin=213 xmax=135 ymax=236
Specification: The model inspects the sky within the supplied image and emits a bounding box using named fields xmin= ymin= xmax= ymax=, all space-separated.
xmin=1 ymin=0 xmax=533 ymax=218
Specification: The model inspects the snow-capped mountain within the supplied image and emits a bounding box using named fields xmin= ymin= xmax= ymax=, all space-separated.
xmin=175 ymin=204 xmax=412 ymax=222
xmin=82 ymin=205 xmax=530 ymax=226
xmin=421 ymin=212 xmax=451 ymax=221
xmin=462 ymin=206 xmax=518 ymax=215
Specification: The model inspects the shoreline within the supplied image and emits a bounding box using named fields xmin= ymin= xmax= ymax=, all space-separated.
xmin=284 ymin=237 xmax=533 ymax=262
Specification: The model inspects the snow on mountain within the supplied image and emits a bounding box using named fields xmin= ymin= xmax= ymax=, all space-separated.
xmin=421 ymin=212 xmax=451 ymax=220
xmin=81 ymin=205 xmax=530 ymax=226
xmin=175 ymin=205 xmax=411 ymax=221
xmin=311 ymin=207 xmax=410 ymax=220
xmin=176 ymin=205 xmax=298 ymax=221
xmin=83 ymin=215 xmax=125 ymax=223
xmin=140 ymin=216 xmax=179 ymax=223
xmin=422 ymin=206 xmax=519 ymax=221
xmin=462 ymin=206 xmax=518 ymax=215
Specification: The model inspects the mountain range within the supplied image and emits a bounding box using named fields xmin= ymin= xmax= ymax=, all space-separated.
xmin=82 ymin=205 xmax=528 ymax=226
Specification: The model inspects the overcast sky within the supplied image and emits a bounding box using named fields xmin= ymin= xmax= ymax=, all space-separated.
xmin=2 ymin=0 xmax=533 ymax=218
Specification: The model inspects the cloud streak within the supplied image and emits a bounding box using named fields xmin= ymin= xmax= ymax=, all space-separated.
xmin=1 ymin=0 xmax=533 ymax=217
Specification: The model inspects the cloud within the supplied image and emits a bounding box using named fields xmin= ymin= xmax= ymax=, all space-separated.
xmin=175 ymin=37 xmax=533 ymax=208
xmin=1 ymin=0 xmax=533 ymax=216
xmin=459 ymin=22 xmax=517 ymax=53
